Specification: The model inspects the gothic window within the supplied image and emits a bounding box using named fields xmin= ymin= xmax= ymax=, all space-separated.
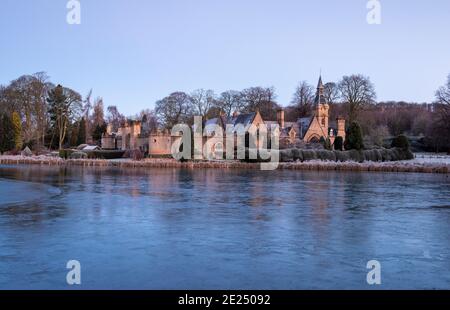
xmin=322 ymin=117 xmax=326 ymax=126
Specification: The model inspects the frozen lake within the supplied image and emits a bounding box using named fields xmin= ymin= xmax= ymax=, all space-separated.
xmin=0 ymin=164 xmax=449 ymax=289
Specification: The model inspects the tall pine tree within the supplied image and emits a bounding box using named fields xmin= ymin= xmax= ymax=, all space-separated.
xmin=11 ymin=111 xmax=23 ymax=150
xmin=0 ymin=114 xmax=15 ymax=154
xmin=77 ymin=117 xmax=86 ymax=146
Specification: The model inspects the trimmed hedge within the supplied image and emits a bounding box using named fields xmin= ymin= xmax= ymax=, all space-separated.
xmin=391 ymin=135 xmax=410 ymax=150
xmin=61 ymin=149 xmax=126 ymax=160
xmin=275 ymin=147 xmax=414 ymax=163
xmin=86 ymin=150 xmax=126 ymax=159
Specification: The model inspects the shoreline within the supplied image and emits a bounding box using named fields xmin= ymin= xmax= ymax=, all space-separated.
xmin=0 ymin=155 xmax=449 ymax=174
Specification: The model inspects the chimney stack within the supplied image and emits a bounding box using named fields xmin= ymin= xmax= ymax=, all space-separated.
xmin=277 ymin=108 xmax=285 ymax=129
xmin=337 ymin=117 xmax=346 ymax=140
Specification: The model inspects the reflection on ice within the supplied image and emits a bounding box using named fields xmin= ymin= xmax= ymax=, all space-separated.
xmin=0 ymin=165 xmax=449 ymax=289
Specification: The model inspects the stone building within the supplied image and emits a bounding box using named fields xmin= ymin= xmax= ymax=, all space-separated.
xmin=101 ymin=76 xmax=346 ymax=158
xmin=102 ymin=120 xmax=178 ymax=157
xmin=266 ymin=76 xmax=346 ymax=147
xmin=148 ymin=130 xmax=178 ymax=156
xmin=200 ymin=111 xmax=267 ymax=159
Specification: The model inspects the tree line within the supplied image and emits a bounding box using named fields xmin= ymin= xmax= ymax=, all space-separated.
xmin=0 ymin=72 xmax=449 ymax=153
xmin=0 ymin=73 xmax=114 ymax=152
xmin=153 ymin=74 xmax=378 ymax=129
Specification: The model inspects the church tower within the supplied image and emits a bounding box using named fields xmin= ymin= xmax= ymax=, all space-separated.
xmin=314 ymin=76 xmax=329 ymax=137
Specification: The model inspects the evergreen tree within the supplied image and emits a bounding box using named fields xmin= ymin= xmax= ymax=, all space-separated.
xmin=70 ymin=122 xmax=79 ymax=147
xmin=92 ymin=123 xmax=107 ymax=144
xmin=344 ymin=121 xmax=364 ymax=150
xmin=334 ymin=136 xmax=344 ymax=151
xmin=0 ymin=114 xmax=15 ymax=153
xmin=391 ymin=134 xmax=410 ymax=150
xmin=77 ymin=117 xmax=86 ymax=146
xmin=11 ymin=111 xmax=23 ymax=150
xmin=47 ymin=84 xmax=82 ymax=150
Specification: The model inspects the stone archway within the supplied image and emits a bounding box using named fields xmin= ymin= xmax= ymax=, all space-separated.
xmin=212 ymin=142 xmax=224 ymax=159
xmin=308 ymin=135 xmax=321 ymax=143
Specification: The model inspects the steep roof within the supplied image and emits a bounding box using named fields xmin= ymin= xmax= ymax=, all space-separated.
xmin=204 ymin=116 xmax=227 ymax=136
xmin=225 ymin=112 xmax=257 ymax=134
xmin=229 ymin=112 xmax=256 ymax=127
xmin=297 ymin=117 xmax=313 ymax=139
xmin=317 ymin=75 xmax=324 ymax=89
xmin=314 ymin=75 xmax=327 ymax=105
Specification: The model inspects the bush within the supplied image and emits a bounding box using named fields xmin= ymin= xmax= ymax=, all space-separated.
xmin=316 ymin=150 xmax=336 ymax=161
xmin=334 ymin=150 xmax=350 ymax=162
xmin=59 ymin=149 xmax=75 ymax=159
xmin=132 ymin=149 xmax=144 ymax=161
xmin=70 ymin=151 xmax=88 ymax=159
xmin=292 ymin=148 xmax=303 ymax=162
xmin=379 ymin=148 xmax=391 ymax=162
xmin=363 ymin=149 xmax=383 ymax=162
xmin=302 ymin=150 xmax=318 ymax=161
xmin=391 ymin=135 xmax=410 ymax=150
xmin=280 ymin=149 xmax=294 ymax=162
xmin=323 ymin=138 xmax=332 ymax=151
xmin=345 ymin=122 xmax=364 ymax=150
xmin=86 ymin=150 xmax=125 ymax=159
xmin=334 ymin=136 xmax=344 ymax=151
xmin=348 ymin=150 xmax=364 ymax=163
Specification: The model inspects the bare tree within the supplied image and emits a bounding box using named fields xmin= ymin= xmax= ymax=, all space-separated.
xmin=32 ymin=72 xmax=53 ymax=147
xmin=91 ymin=97 xmax=105 ymax=127
xmin=106 ymin=105 xmax=125 ymax=132
xmin=139 ymin=109 xmax=159 ymax=134
xmin=0 ymin=73 xmax=53 ymax=146
xmin=338 ymin=74 xmax=376 ymax=123
xmin=215 ymin=90 xmax=244 ymax=117
xmin=47 ymin=85 xmax=82 ymax=150
xmin=436 ymin=74 xmax=450 ymax=106
xmin=155 ymin=92 xmax=193 ymax=129
xmin=190 ymin=89 xmax=216 ymax=117
xmin=434 ymin=74 xmax=450 ymax=149
xmin=291 ymin=81 xmax=314 ymax=118
xmin=324 ymin=82 xmax=340 ymax=105
xmin=241 ymin=86 xmax=278 ymax=119
xmin=83 ymin=89 xmax=93 ymax=136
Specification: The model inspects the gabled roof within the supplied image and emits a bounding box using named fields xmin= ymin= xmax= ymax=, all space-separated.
xmin=229 ymin=112 xmax=257 ymax=127
xmin=204 ymin=116 xmax=227 ymax=136
xmin=225 ymin=112 xmax=257 ymax=134
xmin=297 ymin=117 xmax=313 ymax=139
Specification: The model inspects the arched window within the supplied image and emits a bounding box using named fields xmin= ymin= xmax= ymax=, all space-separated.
xmin=309 ymin=136 xmax=320 ymax=143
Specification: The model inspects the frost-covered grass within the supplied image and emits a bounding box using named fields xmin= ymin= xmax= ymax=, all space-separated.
xmin=412 ymin=153 xmax=450 ymax=164
xmin=0 ymin=154 xmax=448 ymax=174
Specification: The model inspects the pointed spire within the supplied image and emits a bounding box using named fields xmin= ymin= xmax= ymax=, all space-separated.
xmin=315 ymin=75 xmax=326 ymax=106
xmin=317 ymin=75 xmax=324 ymax=90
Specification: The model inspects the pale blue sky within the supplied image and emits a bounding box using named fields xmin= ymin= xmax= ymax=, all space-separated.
xmin=1 ymin=0 xmax=449 ymax=115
